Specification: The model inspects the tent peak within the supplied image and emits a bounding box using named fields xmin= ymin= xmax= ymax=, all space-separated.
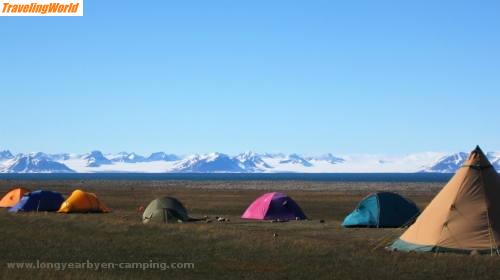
xmin=390 ymin=144 xmax=500 ymax=254
xmin=464 ymin=145 xmax=493 ymax=168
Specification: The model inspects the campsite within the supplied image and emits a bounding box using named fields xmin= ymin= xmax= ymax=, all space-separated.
xmin=1 ymin=150 xmax=500 ymax=280
xmin=2 ymin=0 xmax=499 ymax=278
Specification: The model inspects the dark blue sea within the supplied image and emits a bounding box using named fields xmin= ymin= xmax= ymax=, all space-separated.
xmin=0 ymin=173 xmax=452 ymax=182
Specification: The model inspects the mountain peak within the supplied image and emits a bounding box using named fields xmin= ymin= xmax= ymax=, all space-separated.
xmin=235 ymin=152 xmax=271 ymax=171
xmin=146 ymin=152 xmax=179 ymax=162
xmin=0 ymin=150 xmax=14 ymax=160
xmin=2 ymin=153 xmax=74 ymax=173
xmin=174 ymin=152 xmax=244 ymax=173
xmin=279 ymin=154 xmax=312 ymax=167
xmin=83 ymin=150 xmax=112 ymax=167
xmin=109 ymin=152 xmax=146 ymax=163
xmin=422 ymin=152 xmax=469 ymax=173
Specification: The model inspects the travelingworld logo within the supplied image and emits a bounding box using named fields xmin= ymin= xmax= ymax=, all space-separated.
xmin=1 ymin=0 xmax=82 ymax=16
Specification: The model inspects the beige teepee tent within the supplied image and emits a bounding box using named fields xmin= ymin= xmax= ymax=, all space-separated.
xmin=390 ymin=146 xmax=500 ymax=254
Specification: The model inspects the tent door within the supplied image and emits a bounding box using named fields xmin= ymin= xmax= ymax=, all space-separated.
xmin=163 ymin=209 xmax=175 ymax=223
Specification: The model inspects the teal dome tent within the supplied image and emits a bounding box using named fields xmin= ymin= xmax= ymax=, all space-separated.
xmin=342 ymin=192 xmax=420 ymax=228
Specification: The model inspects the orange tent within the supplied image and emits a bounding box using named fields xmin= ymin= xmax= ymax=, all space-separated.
xmin=58 ymin=189 xmax=111 ymax=213
xmin=0 ymin=187 xmax=30 ymax=208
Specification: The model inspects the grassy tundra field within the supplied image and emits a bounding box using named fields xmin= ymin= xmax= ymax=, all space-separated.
xmin=0 ymin=180 xmax=499 ymax=280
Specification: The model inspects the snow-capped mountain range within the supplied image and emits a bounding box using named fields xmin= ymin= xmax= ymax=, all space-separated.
xmin=0 ymin=149 xmax=499 ymax=174
xmin=1 ymin=152 xmax=75 ymax=173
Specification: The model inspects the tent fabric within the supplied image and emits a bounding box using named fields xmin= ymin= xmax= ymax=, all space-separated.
xmin=0 ymin=187 xmax=30 ymax=208
xmin=58 ymin=189 xmax=111 ymax=213
xmin=342 ymin=192 xmax=420 ymax=228
xmin=142 ymin=197 xmax=190 ymax=224
xmin=9 ymin=190 xmax=65 ymax=212
xmin=342 ymin=194 xmax=379 ymax=227
xmin=390 ymin=146 xmax=500 ymax=253
xmin=241 ymin=192 xmax=307 ymax=220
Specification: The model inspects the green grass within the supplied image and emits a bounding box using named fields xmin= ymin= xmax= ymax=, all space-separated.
xmin=0 ymin=180 xmax=499 ymax=279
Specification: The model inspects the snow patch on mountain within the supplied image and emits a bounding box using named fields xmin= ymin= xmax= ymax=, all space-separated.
xmin=81 ymin=151 xmax=112 ymax=167
xmin=421 ymin=152 xmax=469 ymax=173
xmin=0 ymin=150 xmax=14 ymax=161
xmin=146 ymin=152 xmax=179 ymax=162
xmin=306 ymin=153 xmax=345 ymax=164
xmin=108 ymin=152 xmax=146 ymax=163
xmin=422 ymin=151 xmax=500 ymax=173
xmin=487 ymin=152 xmax=500 ymax=171
xmin=1 ymin=153 xmax=74 ymax=173
xmin=278 ymin=154 xmax=312 ymax=167
xmin=235 ymin=152 xmax=272 ymax=171
xmin=173 ymin=153 xmax=245 ymax=173
xmin=308 ymin=152 xmax=446 ymax=173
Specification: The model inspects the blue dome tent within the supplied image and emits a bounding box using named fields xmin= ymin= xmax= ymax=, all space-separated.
xmin=9 ymin=190 xmax=65 ymax=213
xmin=342 ymin=192 xmax=420 ymax=228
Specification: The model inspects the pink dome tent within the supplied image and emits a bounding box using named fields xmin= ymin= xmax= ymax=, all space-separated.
xmin=241 ymin=192 xmax=307 ymax=220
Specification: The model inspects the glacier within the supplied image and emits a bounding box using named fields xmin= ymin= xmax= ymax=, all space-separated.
xmin=0 ymin=149 xmax=499 ymax=174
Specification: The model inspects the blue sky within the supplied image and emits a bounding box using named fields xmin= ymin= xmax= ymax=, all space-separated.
xmin=1 ymin=1 xmax=499 ymax=155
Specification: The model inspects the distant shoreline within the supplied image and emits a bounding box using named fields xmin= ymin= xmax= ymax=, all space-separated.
xmin=0 ymin=173 xmax=453 ymax=183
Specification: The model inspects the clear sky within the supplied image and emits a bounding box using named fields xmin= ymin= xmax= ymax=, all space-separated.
xmin=1 ymin=0 xmax=499 ymax=155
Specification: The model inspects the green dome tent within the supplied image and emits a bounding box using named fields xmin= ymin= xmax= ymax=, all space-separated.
xmin=142 ymin=197 xmax=190 ymax=224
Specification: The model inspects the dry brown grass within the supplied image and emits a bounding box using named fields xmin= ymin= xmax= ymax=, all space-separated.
xmin=0 ymin=180 xmax=498 ymax=279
